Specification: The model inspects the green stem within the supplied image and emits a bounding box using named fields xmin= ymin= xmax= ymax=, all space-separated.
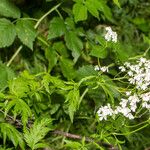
xmin=34 ymin=3 xmax=61 ymax=29
xmin=113 ymin=123 xmax=149 ymax=136
xmin=7 ymin=45 xmax=23 ymax=67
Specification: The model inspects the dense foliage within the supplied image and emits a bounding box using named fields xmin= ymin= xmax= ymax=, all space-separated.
xmin=0 ymin=0 xmax=150 ymax=149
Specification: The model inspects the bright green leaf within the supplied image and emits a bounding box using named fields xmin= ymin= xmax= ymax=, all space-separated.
xmin=24 ymin=118 xmax=52 ymax=150
xmin=0 ymin=0 xmax=20 ymax=18
xmin=73 ymin=3 xmax=87 ymax=22
xmin=48 ymin=17 xmax=66 ymax=39
xmin=0 ymin=123 xmax=25 ymax=149
xmin=16 ymin=19 xmax=37 ymax=50
xmin=85 ymin=0 xmax=99 ymax=19
xmin=97 ymin=0 xmax=112 ymax=21
xmin=65 ymin=88 xmax=80 ymax=122
xmin=0 ymin=18 xmax=16 ymax=48
xmin=113 ymin=0 xmax=121 ymax=8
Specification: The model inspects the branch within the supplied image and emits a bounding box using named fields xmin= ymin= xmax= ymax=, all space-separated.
xmin=0 ymin=110 xmax=118 ymax=149
xmin=52 ymin=130 xmax=118 ymax=150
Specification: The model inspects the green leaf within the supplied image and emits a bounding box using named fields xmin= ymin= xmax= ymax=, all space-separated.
xmin=0 ymin=123 xmax=25 ymax=149
xmin=90 ymin=45 xmax=108 ymax=58
xmin=0 ymin=18 xmax=16 ymax=48
xmin=0 ymin=0 xmax=20 ymax=18
xmin=48 ymin=17 xmax=66 ymax=39
xmin=65 ymin=140 xmax=82 ymax=149
xmin=73 ymin=3 xmax=87 ymax=22
xmin=53 ymin=42 xmax=69 ymax=58
xmin=97 ymin=0 xmax=112 ymax=21
xmin=9 ymin=77 xmax=30 ymax=98
xmin=65 ymin=88 xmax=80 ymax=122
xmin=65 ymin=31 xmax=83 ymax=62
xmin=45 ymin=47 xmax=57 ymax=72
xmin=24 ymin=118 xmax=52 ymax=150
xmin=85 ymin=0 xmax=99 ymax=19
xmin=5 ymin=98 xmax=32 ymax=126
xmin=0 ymin=62 xmax=15 ymax=91
xmin=59 ymin=57 xmax=76 ymax=80
xmin=16 ymin=19 xmax=37 ymax=50
xmin=113 ymin=0 xmax=121 ymax=8
xmin=76 ymin=65 xmax=98 ymax=80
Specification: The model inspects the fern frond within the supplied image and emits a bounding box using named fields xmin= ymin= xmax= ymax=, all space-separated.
xmin=24 ymin=118 xmax=52 ymax=150
xmin=0 ymin=123 xmax=25 ymax=150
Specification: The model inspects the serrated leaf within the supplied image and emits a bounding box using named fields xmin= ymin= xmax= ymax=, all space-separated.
xmin=90 ymin=45 xmax=108 ymax=58
xmin=45 ymin=47 xmax=57 ymax=72
xmin=59 ymin=57 xmax=76 ymax=80
xmin=0 ymin=18 xmax=16 ymax=48
xmin=65 ymin=88 xmax=80 ymax=122
xmin=16 ymin=20 xmax=37 ymax=50
xmin=85 ymin=0 xmax=99 ymax=19
xmin=0 ymin=0 xmax=20 ymax=18
xmin=48 ymin=17 xmax=66 ymax=39
xmin=53 ymin=42 xmax=69 ymax=57
xmin=76 ymin=65 xmax=98 ymax=80
xmin=65 ymin=31 xmax=83 ymax=62
xmin=73 ymin=3 xmax=87 ymax=22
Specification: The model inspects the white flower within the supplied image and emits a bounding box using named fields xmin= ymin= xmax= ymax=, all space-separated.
xmin=94 ymin=65 xmax=100 ymax=71
xmin=119 ymin=66 xmax=126 ymax=72
xmin=100 ymin=66 xmax=109 ymax=72
xmin=126 ymin=91 xmax=131 ymax=96
xmin=97 ymin=104 xmax=113 ymax=121
xmin=104 ymin=27 xmax=117 ymax=43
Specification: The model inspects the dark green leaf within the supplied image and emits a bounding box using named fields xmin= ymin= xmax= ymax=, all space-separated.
xmin=59 ymin=57 xmax=76 ymax=80
xmin=65 ymin=31 xmax=83 ymax=62
xmin=45 ymin=47 xmax=57 ymax=72
xmin=0 ymin=62 xmax=15 ymax=91
xmin=48 ymin=17 xmax=66 ymax=39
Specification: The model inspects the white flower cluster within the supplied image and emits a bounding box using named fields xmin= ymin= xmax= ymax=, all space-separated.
xmin=97 ymin=57 xmax=150 ymax=121
xmin=119 ymin=57 xmax=150 ymax=90
xmin=94 ymin=65 xmax=109 ymax=72
xmin=97 ymin=93 xmax=137 ymax=121
xmin=104 ymin=27 xmax=117 ymax=43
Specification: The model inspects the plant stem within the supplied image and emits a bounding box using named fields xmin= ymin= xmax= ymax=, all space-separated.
xmin=52 ymin=130 xmax=118 ymax=150
xmin=34 ymin=3 xmax=61 ymax=29
xmin=7 ymin=45 xmax=23 ymax=67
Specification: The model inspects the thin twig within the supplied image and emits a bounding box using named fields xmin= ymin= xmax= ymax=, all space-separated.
xmin=6 ymin=45 xmax=23 ymax=67
xmin=34 ymin=3 xmax=61 ymax=29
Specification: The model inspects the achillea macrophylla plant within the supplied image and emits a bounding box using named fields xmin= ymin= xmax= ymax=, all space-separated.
xmin=97 ymin=57 xmax=150 ymax=121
